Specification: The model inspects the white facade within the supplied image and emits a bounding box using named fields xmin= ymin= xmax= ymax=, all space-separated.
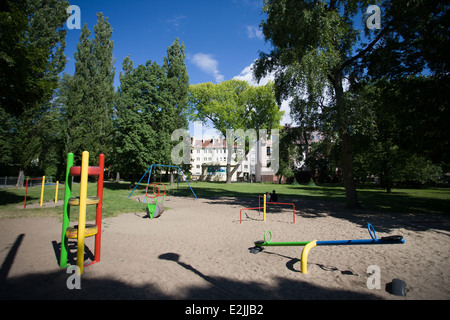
xmin=190 ymin=136 xmax=277 ymax=182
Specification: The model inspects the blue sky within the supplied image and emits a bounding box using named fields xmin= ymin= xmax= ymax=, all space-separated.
xmin=64 ymin=0 xmax=284 ymax=138
xmin=64 ymin=0 xmax=272 ymax=87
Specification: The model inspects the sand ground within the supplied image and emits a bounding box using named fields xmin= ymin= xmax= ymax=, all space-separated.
xmin=1 ymin=195 xmax=449 ymax=300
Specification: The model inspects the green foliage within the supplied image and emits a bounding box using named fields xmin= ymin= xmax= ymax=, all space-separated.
xmin=254 ymin=0 xmax=448 ymax=203
xmin=188 ymin=79 xmax=283 ymax=182
xmin=113 ymin=60 xmax=165 ymax=177
xmin=352 ymin=76 xmax=448 ymax=192
xmin=0 ymin=0 xmax=69 ymax=185
xmin=113 ymin=39 xmax=190 ymax=178
xmin=306 ymin=138 xmax=342 ymax=183
xmin=188 ymin=80 xmax=248 ymax=136
xmin=163 ymin=38 xmax=190 ymax=130
xmin=188 ymin=79 xmax=282 ymax=136
xmin=276 ymin=126 xmax=301 ymax=183
xmin=60 ymin=13 xmax=115 ymax=163
xmin=0 ymin=0 xmax=68 ymax=117
xmin=254 ymin=0 xmax=384 ymax=207
xmin=359 ymin=1 xmax=449 ymax=79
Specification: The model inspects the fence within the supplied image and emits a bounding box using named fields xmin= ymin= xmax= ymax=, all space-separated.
xmin=0 ymin=176 xmax=54 ymax=188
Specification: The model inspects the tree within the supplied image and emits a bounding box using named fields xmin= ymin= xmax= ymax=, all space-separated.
xmin=113 ymin=39 xmax=190 ymax=180
xmin=276 ymin=126 xmax=299 ymax=184
xmin=352 ymin=77 xmax=447 ymax=192
xmin=0 ymin=0 xmax=68 ymax=186
xmin=163 ymin=38 xmax=190 ymax=130
xmin=0 ymin=0 xmax=68 ymax=117
xmin=358 ymin=1 xmax=449 ymax=80
xmin=254 ymin=0 xmax=378 ymax=207
xmin=188 ymin=79 xmax=283 ymax=183
xmin=306 ymin=137 xmax=342 ymax=183
xmin=162 ymin=39 xmax=191 ymax=176
xmin=113 ymin=58 xmax=162 ymax=180
xmin=351 ymin=1 xmax=449 ymax=190
xmin=61 ymin=13 xmax=115 ymax=163
xmin=253 ymin=0 xmax=448 ymax=207
xmin=91 ymin=12 xmax=115 ymax=156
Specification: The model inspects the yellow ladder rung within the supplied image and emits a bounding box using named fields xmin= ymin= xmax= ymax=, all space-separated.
xmin=68 ymin=196 xmax=99 ymax=206
xmin=65 ymin=224 xmax=98 ymax=239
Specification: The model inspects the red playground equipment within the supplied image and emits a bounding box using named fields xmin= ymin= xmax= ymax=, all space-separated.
xmin=240 ymin=194 xmax=295 ymax=224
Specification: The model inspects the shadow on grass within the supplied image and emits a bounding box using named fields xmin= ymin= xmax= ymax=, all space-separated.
xmin=0 ymin=190 xmax=27 ymax=206
xmin=182 ymin=183 xmax=449 ymax=216
xmin=357 ymin=188 xmax=450 ymax=216
xmin=102 ymin=181 xmax=134 ymax=191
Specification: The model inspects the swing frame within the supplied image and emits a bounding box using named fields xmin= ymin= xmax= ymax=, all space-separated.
xmin=128 ymin=164 xmax=197 ymax=200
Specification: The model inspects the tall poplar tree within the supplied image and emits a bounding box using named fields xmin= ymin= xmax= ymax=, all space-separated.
xmin=92 ymin=12 xmax=115 ymax=155
xmin=113 ymin=39 xmax=190 ymax=180
xmin=163 ymin=38 xmax=190 ymax=131
xmin=113 ymin=59 xmax=163 ymax=179
xmin=62 ymin=13 xmax=115 ymax=162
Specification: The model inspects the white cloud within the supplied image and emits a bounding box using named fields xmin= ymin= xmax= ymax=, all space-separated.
xmin=233 ymin=63 xmax=293 ymax=126
xmin=166 ymin=14 xmax=187 ymax=29
xmin=246 ymin=25 xmax=264 ymax=40
xmin=190 ymin=53 xmax=224 ymax=83
xmin=234 ymin=64 xmax=270 ymax=86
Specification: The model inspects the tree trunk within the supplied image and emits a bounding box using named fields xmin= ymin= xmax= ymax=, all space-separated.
xmin=15 ymin=169 xmax=24 ymax=187
xmin=340 ymin=132 xmax=359 ymax=207
xmin=333 ymin=71 xmax=359 ymax=208
xmin=386 ymin=184 xmax=392 ymax=193
xmin=226 ymin=163 xmax=232 ymax=184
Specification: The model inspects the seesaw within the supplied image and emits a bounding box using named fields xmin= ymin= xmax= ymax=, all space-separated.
xmin=250 ymin=224 xmax=405 ymax=274
xmin=145 ymin=183 xmax=166 ymax=219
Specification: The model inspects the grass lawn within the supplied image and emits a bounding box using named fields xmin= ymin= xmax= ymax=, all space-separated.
xmin=0 ymin=181 xmax=448 ymax=220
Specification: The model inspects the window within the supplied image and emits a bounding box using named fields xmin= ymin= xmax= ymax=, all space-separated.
xmin=267 ymin=147 xmax=271 ymax=156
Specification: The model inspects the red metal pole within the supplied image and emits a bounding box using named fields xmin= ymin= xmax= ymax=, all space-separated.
xmin=94 ymin=154 xmax=104 ymax=263
xmin=258 ymin=195 xmax=261 ymax=216
xmin=240 ymin=207 xmax=264 ymax=224
xmin=265 ymin=202 xmax=296 ymax=223
xmin=23 ymin=178 xmax=42 ymax=209
xmin=24 ymin=179 xmax=29 ymax=209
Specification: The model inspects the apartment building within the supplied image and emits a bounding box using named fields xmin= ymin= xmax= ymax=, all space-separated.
xmin=190 ymin=127 xmax=324 ymax=183
xmin=190 ymin=135 xmax=278 ymax=182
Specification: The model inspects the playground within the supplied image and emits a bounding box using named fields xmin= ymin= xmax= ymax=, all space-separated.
xmin=1 ymin=184 xmax=450 ymax=299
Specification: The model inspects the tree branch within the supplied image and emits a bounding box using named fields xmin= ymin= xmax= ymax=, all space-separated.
xmin=339 ymin=24 xmax=391 ymax=73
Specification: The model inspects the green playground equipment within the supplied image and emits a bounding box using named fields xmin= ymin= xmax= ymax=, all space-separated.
xmin=145 ymin=183 xmax=166 ymax=219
